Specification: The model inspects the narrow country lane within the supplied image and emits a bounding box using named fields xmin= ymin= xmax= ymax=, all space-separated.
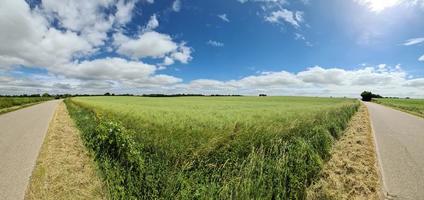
xmin=364 ymin=102 xmax=424 ymax=200
xmin=0 ymin=100 xmax=60 ymax=200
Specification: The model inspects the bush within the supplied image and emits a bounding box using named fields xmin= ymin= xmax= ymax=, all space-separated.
xmin=361 ymin=91 xmax=382 ymax=101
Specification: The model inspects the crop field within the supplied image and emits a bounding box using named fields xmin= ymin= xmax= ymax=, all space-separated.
xmin=0 ymin=97 xmax=52 ymax=110
xmin=374 ymin=98 xmax=424 ymax=118
xmin=65 ymin=96 xmax=359 ymax=199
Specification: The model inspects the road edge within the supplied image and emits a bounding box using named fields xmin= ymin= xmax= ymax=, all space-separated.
xmin=24 ymin=101 xmax=107 ymax=200
xmin=365 ymin=102 xmax=387 ymax=200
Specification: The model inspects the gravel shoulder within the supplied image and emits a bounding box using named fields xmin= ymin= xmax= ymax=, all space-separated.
xmin=307 ymin=103 xmax=381 ymax=200
xmin=25 ymin=102 xmax=106 ymax=200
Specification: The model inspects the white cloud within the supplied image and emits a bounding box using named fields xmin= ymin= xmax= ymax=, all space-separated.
xmin=298 ymin=67 xmax=346 ymax=85
xmin=217 ymin=14 xmax=230 ymax=22
xmin=0 ymin=0 xmax=93 ymax=68
xmin=114 ymin=31 xmax=192 ymax=63
xmin=265 ymin=9 xmax=303 ymax=28
xmin=115 ymin=0 xmax=138 ymax=25
xmin=2 ymin=63 xmax=424 ymax=97
xmin=56 ymin=57 xmax=156 ymax=81
xmin=354 ymin=0 xmax=401 ymax=13
xmin=161 ymin=56 xmax=175 ymax=66
xmin=170 ymin=64 xmax=423 ymax=97
xmin=354 ymin=0 xmax=424 ymax=13
xmin=115 ymin=31 xmax=178 ymax=58
xmin=144 ymin=14 xmax=159 ymax=31
xmin=207 ymin=40 xmax=224 ymax=47
xmin=170 ymin=43 xmax=193 ymax=64
xmin=172 ymin=0 xmax=181 ymax=12
xmin=419 ymin=54 xmax=424 ymax=62
xmin=403 ymin=37 xmax=424 ymax=46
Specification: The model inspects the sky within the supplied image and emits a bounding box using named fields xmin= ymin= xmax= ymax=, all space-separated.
xmin=0 ymin=0 xmax=424 ymax=97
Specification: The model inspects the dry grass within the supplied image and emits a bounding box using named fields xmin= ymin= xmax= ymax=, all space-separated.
xmin=307 ymin=104 xmax=382 ymax=200
xmin=25 ymin=102 xmax=107 ymax=200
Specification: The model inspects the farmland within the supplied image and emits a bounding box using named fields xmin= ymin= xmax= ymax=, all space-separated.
xmin=0 ymin=97 xmax=52 ymax=111
xmin=66 ymin=96 xmax=359 ymax=199
xmin=374 ymin=98 xmax=424 ymax=118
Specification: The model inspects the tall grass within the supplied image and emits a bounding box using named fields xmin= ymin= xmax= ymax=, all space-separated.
xmin=0 ymin=97 xmax=52 ymax=110
xmin=65 ymin=96 xmax=359 ymax=199
xmin=374 ymin=98 xmax=424 ymax=118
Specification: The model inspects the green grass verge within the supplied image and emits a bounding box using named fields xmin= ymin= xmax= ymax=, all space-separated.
xmin=65 ymin=96 xmax=359 ymax=199
xmin=373 ymin=98 xmax=424 ymax=118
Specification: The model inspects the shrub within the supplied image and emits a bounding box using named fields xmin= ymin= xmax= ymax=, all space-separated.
xmin=361 ymin=91 xmax=383 ymax=101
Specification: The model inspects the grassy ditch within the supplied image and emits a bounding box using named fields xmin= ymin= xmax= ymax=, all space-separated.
xmin=65 ymin=96 xmax=359 ymax=199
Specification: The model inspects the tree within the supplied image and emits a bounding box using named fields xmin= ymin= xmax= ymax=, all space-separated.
xmin=361 ymin=91 xmax=383 ymax=101
xmin=104 ymin=92 xmax=111 ymax=96
xmin=42 ymin=93 xmax=51 ymax=97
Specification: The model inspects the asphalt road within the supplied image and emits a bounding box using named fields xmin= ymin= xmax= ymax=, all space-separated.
xmin=365 ymin=102 xmax=424 ymax=200
xmin=0 ymin=100 xmax=60 ymax=200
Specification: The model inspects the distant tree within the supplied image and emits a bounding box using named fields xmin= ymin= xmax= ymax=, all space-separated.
xmin=259 ymin=94 xmax=267 ymax=97
xmin=361 ymin=91 xmax=383 ymax=101
xmin=104 ymin=92 xmax=111 ymax=96
xmin=42 ymin=93 xmax=51 ymax=97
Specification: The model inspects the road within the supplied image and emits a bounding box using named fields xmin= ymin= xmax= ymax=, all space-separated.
xmin=364 ymin=102 xmax=424 ymax=200
xmin=0 ymin=100 xmax=60 ymax=200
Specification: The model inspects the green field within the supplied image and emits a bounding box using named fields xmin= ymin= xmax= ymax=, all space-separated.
xmin=0 ymin=97 xmax=52 ymax=110
xmin=66 ymin=96 xmax=359 ymax=199
xmin=374 ymin=98 xmax=424 ymax=118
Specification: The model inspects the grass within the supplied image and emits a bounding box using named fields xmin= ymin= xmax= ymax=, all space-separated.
xmin=25 ymin=102 xmax=106 ymax=200
xmin=65 ymin=96 xmax=359 ymax=199
xmin=0 ymin=97 xmax=52 ymax=113
xmin=307 ymin=104 xmax=381 ymax=200
xmin=373 ymin=98 xmax=424 ymax=118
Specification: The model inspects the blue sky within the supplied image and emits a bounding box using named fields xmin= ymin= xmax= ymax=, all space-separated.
xmin=1 ymin=0 xmax=424 ymax=97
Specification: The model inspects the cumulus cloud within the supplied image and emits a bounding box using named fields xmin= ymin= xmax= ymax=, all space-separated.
xmin=56 ymin=57 xmax=157 ymax=81
xmin=0 ymin=0 xmax=93 ymax=68
xmin=170 ymin=43 xmax=193 ymax=64
xmin=419 ymin=54 xmax=424 ymax=62
xmin=265 ymin=9 xmax=303 ymax=28
xmin=2 ymin=63 xmax=424 ymax=97
xmin=40 ymin=0 xmax=137 ymax=46
xmin=298 ymin=67 xmax=346 ymax=85
xmin=169 ymin=64 xmax=423 ymax=97
xmin=113 ymin=30 xmax=192 ymax=64
xmin=114 ymin=31 xmax=176 ymax=58
xmin=144 ymin=14 xmax=159 ymax=31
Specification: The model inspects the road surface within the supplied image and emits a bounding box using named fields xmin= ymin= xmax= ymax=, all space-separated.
xmin=364 ymin=102 xmax=424 ymax=200
xmin=0 ymin=100 xmax=60 ymax=200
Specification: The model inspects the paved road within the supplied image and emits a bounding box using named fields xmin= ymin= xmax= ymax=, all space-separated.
xmin=0 ymin=100 xmax=60 ymax=200
xmin=364 ymin=102 xmax=424 ymax=200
